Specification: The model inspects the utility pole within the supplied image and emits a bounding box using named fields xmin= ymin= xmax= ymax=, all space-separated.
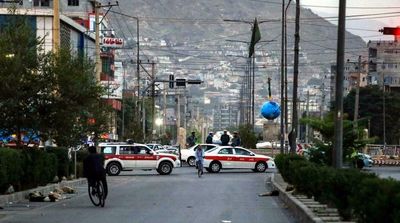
xmin=94 ymin=1 xmax=101 ymax=82
xmin=163 ymin=82 xmax=167 ymax=135
xmin=333 ymin=0 xmax=346 ymax=169
xmin=53 ymin=0 xmax=60 ymax=51
xmin=383 ymin=73 xmax=386 ymax=149
xmin=280 ymin=0 xmax=286 ymax=153
xmin=305 ymin=90 xmax=309 ymax=144
xmin=354 ymin=55 xmax=361 ymax=133
xmin=176 ymin=93 xmax=181 ymax=145
xmin=151 ymin=62 xmax=156 ymax=140
xmin=136 ymin=19 xmax=140 ymax=101
xmin=93 ymin=1 xmax=119 ymax=82
xmin=252 ymin=55 xmax=255 ymax=130
xmin=285 ymin=0 xmax=292 ymax=153
xmin=289 ymin=0 xmax=300 ymax=153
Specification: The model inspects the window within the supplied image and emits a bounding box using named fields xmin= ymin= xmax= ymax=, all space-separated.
xmin=101 ymin=146 xmax=116 ymax=155
xmin=68 ymin=0 xmax=79 ymax=6
xmin=218 ymin=148 xmax=233 ymax=154
xmin=235 ymin=148 xmax=251 ymax=156
xmin=120 ymin=146 xmax=134 ymax=154
xmin=136 ymin=146 xmax=151 ymax=155
xmin=33 ymin=0 xmax=49 ymax=7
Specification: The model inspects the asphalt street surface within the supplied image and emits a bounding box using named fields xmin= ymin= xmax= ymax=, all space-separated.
xmin=0 ymin=167 xmax=296 ymax=223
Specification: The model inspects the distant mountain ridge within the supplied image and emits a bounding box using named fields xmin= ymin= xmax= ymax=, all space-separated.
xmin=110 ymin=0 xmax=366 ymax=63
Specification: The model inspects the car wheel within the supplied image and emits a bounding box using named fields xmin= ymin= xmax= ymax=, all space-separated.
xmin=187 ymin=157 xmax=196 ymax=167
xmin=210 ymin=161 xmax=221 ymax=173
xmin=255 ymin=162 xmax=267 ymax=172
xmin=158 ymin=161 xmax=173 ymax=175
xmin=107 ymin=162 xmax=121 ymax=176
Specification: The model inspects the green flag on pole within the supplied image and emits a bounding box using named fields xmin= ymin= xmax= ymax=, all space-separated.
xmin=249 ymin=18 xmax=261 ymax=58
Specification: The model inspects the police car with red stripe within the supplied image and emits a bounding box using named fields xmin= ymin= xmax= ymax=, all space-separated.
xmin=203 ymin=146 xmax=275 ymax=173
xmin=100 ymin=142 xmax=180 ymax=176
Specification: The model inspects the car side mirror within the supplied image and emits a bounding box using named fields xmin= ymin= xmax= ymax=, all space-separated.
xmin=250 ymin=153 xmax=255 ymax=156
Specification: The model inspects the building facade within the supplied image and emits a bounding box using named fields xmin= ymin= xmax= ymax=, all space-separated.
xmin=368 ymin=39 xmax=400 ymax=91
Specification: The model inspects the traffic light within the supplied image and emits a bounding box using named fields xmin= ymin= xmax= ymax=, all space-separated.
xmin=379 ymin=27 xmax=400 ymax=36
xmin=169 ymin=74 xmax=174 ymax=88
xmin=176 ymin=78 xmax=186 ymax=87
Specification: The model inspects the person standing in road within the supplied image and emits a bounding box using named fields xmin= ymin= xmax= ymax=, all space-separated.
xmin=206 ymin=132 xmax=213 ymax=144
xmin=195 ymin=145 xmax=205 ymax=177
xmin=220 ymin=130 xmax=230 ymax=146
xmin=231 ymin=131 xmax=241 ymax=147
xmin=186 ymin=131 xmax=196 ymax=148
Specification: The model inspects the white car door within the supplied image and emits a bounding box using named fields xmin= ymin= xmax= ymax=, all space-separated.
xmin=134 ymin=146 xmax=157 ymax=168
xmin=118 ymin=146 xmax=136 ymax=168
xmin=233 ymin=147 xmax=254 ymax=168
xmin=217 ymin=147 xmax=234 ymax=168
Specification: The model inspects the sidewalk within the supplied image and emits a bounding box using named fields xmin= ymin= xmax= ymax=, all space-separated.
xmin=271 ymin=173 xmax=354 ymax=223
xmin=0 ymin=178 xmax=86 ymax=206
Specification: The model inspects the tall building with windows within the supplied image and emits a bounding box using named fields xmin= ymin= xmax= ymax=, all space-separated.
xmin=368 ymin=38 xmax=400 ymax=92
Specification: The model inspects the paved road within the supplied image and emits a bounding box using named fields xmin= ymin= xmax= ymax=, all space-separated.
xmin=367 ymin=166 xmax=400 ymax=180
xmin=0 ymin=167 xmax=295 ymax=223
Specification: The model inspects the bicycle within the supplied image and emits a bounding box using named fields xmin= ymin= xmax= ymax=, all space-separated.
xmin=88 ymin=180 xmax=106 ymax=207
xmin=196 ymin=160 xmax=203 ymax=178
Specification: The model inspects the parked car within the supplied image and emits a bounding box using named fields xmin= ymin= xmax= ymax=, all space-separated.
xmin=146 ymin=143 xmax=164 ymax=151
xmin=355 ymin=153 xmax=373 ymax=168
xmin=203 ymin=146 xmax=275 ymax=173
xmin=156 ymin=145 xmax=179 ymax=156
xmin=100 ymin=142 xmax=180 ymax=176
xmin=180 ymin=144 xmax=219 ymax=166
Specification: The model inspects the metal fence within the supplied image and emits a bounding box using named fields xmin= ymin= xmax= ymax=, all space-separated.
xmin=365 ymin=144 xmax=400 ymax=157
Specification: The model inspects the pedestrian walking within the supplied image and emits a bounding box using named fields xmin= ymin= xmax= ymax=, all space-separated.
xmin=195 ymin=145 xmax=204 ymax=177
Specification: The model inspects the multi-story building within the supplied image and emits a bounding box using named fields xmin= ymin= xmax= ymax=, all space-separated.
xmin=213 ymin=103 xmax=239 ymax=131
xmin=330 ymin=57 xmax=368 ymax=103
xmin=368 ymin=36 xmax=400 ymax=92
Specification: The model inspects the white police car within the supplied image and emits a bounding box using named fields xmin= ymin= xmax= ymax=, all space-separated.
xmin=180 ymin=144 xmax=218 ymax=166
xmin=203 ymin=146 xmax=275 ymax=173
xmin=100 ymin=142 xmax=180 ymax=176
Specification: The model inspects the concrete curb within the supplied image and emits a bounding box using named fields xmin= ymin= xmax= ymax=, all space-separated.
xmin=271 ymin=173 xmax=324 ymax=223
xmin=0 ymin=178 xmax=86 ymax=206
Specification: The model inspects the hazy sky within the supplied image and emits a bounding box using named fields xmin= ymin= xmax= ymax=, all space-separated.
xmin=301 ymin=0 xmax=400 ymax=41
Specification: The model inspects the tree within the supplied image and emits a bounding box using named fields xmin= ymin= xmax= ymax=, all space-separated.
xmin=40 ymin=48 xmax=109 ymax=147
xmin=238 ymin=124 xmax=257 ymax=149
xmin=0 ymin=9 xmax=110 ymax=147
xmin=344 ymin=86 xmax=400 ymax=144
xmin=300 ymin=112 xmax=373 ymax=166
xmin=0 ymin=12 xmax=47 ymax=147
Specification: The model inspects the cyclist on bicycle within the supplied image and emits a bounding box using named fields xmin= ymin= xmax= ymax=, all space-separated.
xmin=195 ymin=146 xmax=205 ymax=177
xmin=83 ymin=146 xmax=108 ymax=198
